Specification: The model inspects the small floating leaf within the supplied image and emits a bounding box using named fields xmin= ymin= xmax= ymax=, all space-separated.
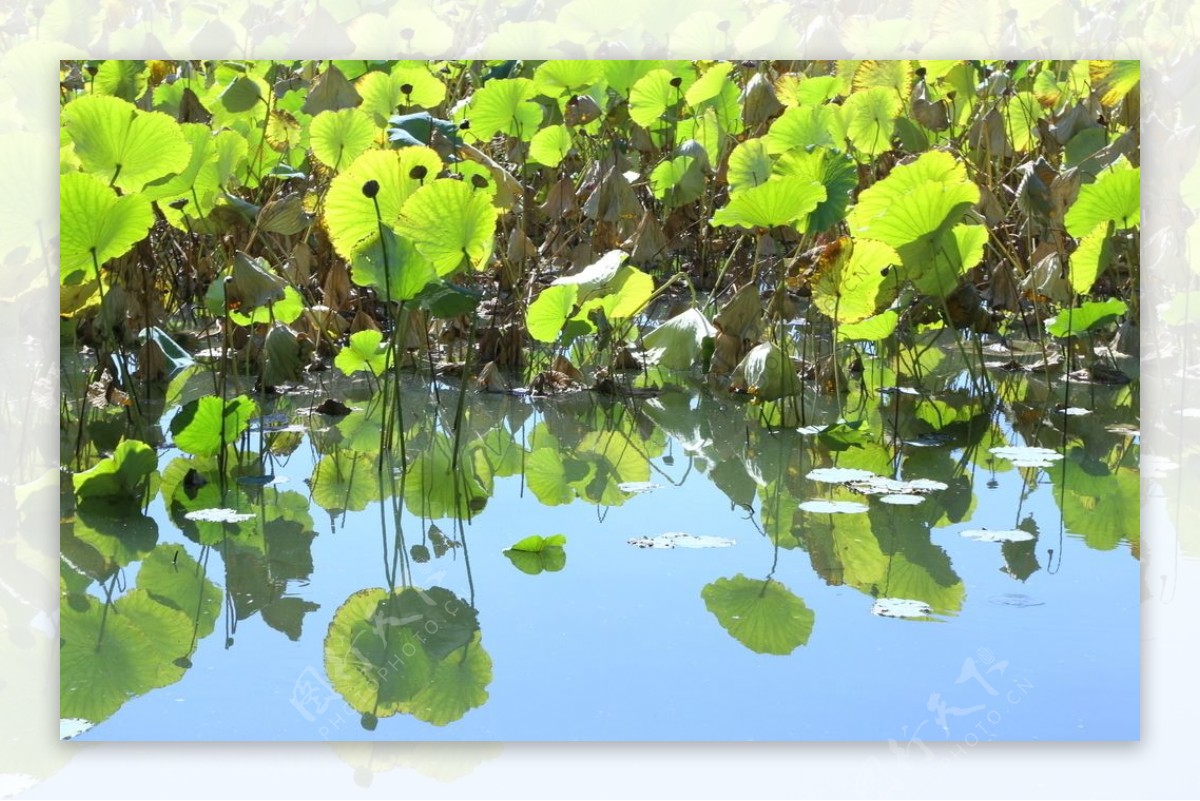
xmin=628 ymin=533 xmax=735 ymax=549
xmin=183 ymin=508 xmax=256 ymax=523
xmin=799 ymin=500 xmax=869 ymax=514
xmin=806 ymin=467 xmax=877 ymax=483
xmin=879 ymin=494 xmax=925 ymax=506
xmin=871 ymin=598 xmax=934 ymax=619
xmin=961 ymin=529 xmax=1037 ymax=543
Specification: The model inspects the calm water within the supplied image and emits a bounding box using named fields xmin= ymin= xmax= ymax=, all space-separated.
xmin=61 ymin=369 xmax=1140 ymax=742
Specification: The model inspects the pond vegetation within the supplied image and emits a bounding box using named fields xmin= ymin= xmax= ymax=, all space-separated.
xmin=58 ymin=58 xmax=1140 ymax=738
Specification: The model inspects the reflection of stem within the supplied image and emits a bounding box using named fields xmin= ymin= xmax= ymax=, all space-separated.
xmin=93 ymin=571 xmax=121 ymax=651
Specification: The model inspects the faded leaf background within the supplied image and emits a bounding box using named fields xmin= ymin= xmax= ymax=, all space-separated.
xmin=1 ymin=1 xmax=1196 ymax=797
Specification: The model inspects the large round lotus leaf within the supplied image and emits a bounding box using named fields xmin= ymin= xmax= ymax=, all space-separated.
xmin=324 ymin=588 xmax=434 ymax=716
xmin=169 ymin=394 xmax=258 ymax=458
xmin=852 ymin=60 xmax=914 ymax=101
xmin=311 ymin=452 xmax=379 ymax=514
xmin=1064 ymin=160 xmax=1139 ymax=237
xmin=59 ymin=171 xmax=154 ymax=282
xmin=406 ymin=634 xmax=492 ymax=726
xmin=60 ymin=592 xmax=161 ymax=723
xmin=396 ymin=178 xmax=498 ymax=275
xmin=529 ymin=124 xmax=573 ymax=167
xmin=847 ymin=150 xmax=979 ymax=247
xmin=334 ymin=329 xmax=391 ymax=376
xmin=628 ymin=67 xmax=696 ymax=130
xmin=764 ymin=104 xmax=844 ymax=154
xmin=92 ymin=59 xmax=148 ymax=102
xmin=812 ymin=237 xmax=899 ymax=324
xmin=137 ymin=545 xmax=222 ymax=641
xmin=908 ymin=223 xmax=988 ymax=298
xmin=358 ymin=66 xmax=447 ymax=127
xmin=310 ymin=108 xmax=377 ymax=170
xmin=1068 ymin=221 xmax=1115 ymax=295
xmin=534 ymin=60 xmax=603 ymax=97
xmin=650 ymin=156 xmax=705 ymax=208
xmin=62 ymin=94 xmax=191 ymax=192
xmin=727 ymin=138 xmax=772 ymax=193
xmin=349 ymin=227 xmax=438 ymax=302
xmin=711 ymin=177 xmax=827 ymax=230
xmin=72 ymin=438 xmax=157 ymax=502
xmin=526 ymin=284 xmax=579 ymax=343
xmin=323 ymin=147 xmax=443 ymax=259
xmin=773 ymin=148 xmax=858 ymax=233
xmin=465 ymin=77 xmax=542 ymax=141
xmin=701 ymin=574 xmax=815 ymax=655
xmin=1044 ymin=298 xmax=1128 ymax=338
xmin=403 ymin=434 xmax=490 ymax=520
xmin=601 ymin=60 xmax=665 ymax=98
xmin=843 ymin=86 xmax=902 ymax=159
xmin=60 ymin=589 xmax=192 ymax=724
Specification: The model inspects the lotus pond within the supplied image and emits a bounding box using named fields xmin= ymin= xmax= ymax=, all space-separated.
xmin=58 ymin=58 xmax=1140 ymax=741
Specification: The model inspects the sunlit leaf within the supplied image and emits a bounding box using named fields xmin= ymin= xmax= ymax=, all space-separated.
xmin=59 ymin=172 xmax=154 ymax=282
xmin=309 ymin=108 xmax=376 ymax=170
xmin=62 ymin=94 xmax=191 ymax=192
xmin=396 ymin=178 xmax=499 ymax=274
xmin=701 ymin=574 xmax=814 ymax=655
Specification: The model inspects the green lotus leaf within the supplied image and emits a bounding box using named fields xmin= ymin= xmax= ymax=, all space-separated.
xmin=310 ymin=108 xmax=377 ymax=170
xmin=764 ymin=104 xmax=845 ymax=154
xmin=335 ymin=329 xmax=391 ymax=376
xmin=349 ymin=227 xmax=438 ymax=302
xmin=523 ymin=446 xmax=577 ymax=506
xmin=403 ymin=433 xmax=490 ymax=520
xmin=534 ymin=60 xmax=603 ymax=98
xmin=324 ymin=147 xmax=443 ymax=259
xmin=675 ymin=107 xmax=726 ymax=167
xmin=92 ymin=60 xmax=148 ymax=102
xmin=577 ymin=264 xmax=655 ymax=322
xmin=170 ymin=395 xmax=258 ymax=458
xmin=226 ymin=285 xmax=305 ymax=326
xmin=137 ymin=545 xmax=222 ymax=641
xmin=701 ymin=574 xmax=815 ymax=655
xmin=416 ymin=280 xmax=483 ymax=319
xmin=1064 ymin=160 xmax=1140 ymax=237
xmin=60 ymin=592 xmax=164 ymax=723
xmin=141 ymin=124 xmax=243 ymax=228
xmin=396 ymin=178 xmax=498 ymax=275
xmin=1049 ymin=446 xmax=1139 ymax=551
xmin=650 ymin=155 xmax=705 ymax=208
xmin=59 ymin=171 xmax=154 ymax=282
xmin=407 ymin=633 xmax=492 ymax=726
xmin=1069 ymin=221 xmax=1116 ymax=295
xmin=837 ymin=309 xmax=899 ymax=341
xmin=727 ymin=138 xmax=772 ymax=193
xmin=504 ymin=544 xmax=566 ymax=575
xmin=773 ymin=147 xmax=858 ymax=233
xmin=311 ymin=452 xmax=379 ymax=514
xmin=1044 ymin=298 xmax=1128 ymax=338
xmin=65 ymin=504 xmax=158 ymax=578
xmin=324 ymin=588 xmax=433 ymax=716
xmin=847 ymin=150 xmax=979 ymax=247
xmin=629 ymin=67 xmax=695 ymax=130
xmin=842 ymin=86 xmax=902 ymax=159
xmin=73 ymin=438 xmax=157 ymax=503
xmin=812 ymin=238 xmax=899 ymax=324
xmin=730 ymin=342 xmax=802 ymax=401
xmin=1002 ymin=91 xmax=1043 ymax=152
xmin=62 ymin=94 xmax=191 ymax=192
xmin=601 ymin=60 xmax=665 ymax=98
xmin=711 ymin=177 xmax=827 ymax=230
xmin=357 ymin=65 xmax=447 ymax=126
xmin=685 ymin=61 xmax=733 ymax=107
xmin=526 ymin=284 xmax=579 ymax=343
xmin=1090 ymin=60 xmax=1140 ymax=108
xmin=507 ymin=534 xmax=567 ymax=552
xmin=643 ymin=307 xmax=716 ymax=370
xmin=465 ymin=77 xmax=542 ymax=141
xmin=529 ymin=124 xmax=573 ymax=167
xmin=908 ymin=223 xmax=988 ymax=298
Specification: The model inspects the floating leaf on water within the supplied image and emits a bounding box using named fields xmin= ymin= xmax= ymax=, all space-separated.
xmin=871 ymin=598 xmax=933 ymax=619
xmin=184 ymin=508 xmax=256 ymax=524
xmin=879 ymin=494 xmax=925 ymax=506
xmin=989 ymin=593 xmax=1046 ymax=607
xmin=628 ymin=533 xmax=735 ymax=549
xmin=617 ymin=482 xmax=662 ymax=494
xmin=847 ymin=476 xmax=948 ymax=496
xmin=988 ymin=446 xmax=1064 ymax=468
xmin=960 ymin=529 xmax=1036 ymax=543
xmin=1056 ymin=406 xmax=1092 ymax=416
xmin=806 ymin=467 xmax=877 ymax=483
xmin=797 ymin=425 xmax=823 ymax=435
xmin=799 ymin=500 xmax=869 ymax=514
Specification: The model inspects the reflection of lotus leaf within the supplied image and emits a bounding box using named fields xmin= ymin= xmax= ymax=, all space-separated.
xmin=324 ymin=587 xmax=490 ymax=727
xmin=701 ymin=574 xmax=814 ymax=655
xmin=60 ymin=589 xmax=192 ymax=724
xmin=872 ymin=598 xmax=933 ymax=619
